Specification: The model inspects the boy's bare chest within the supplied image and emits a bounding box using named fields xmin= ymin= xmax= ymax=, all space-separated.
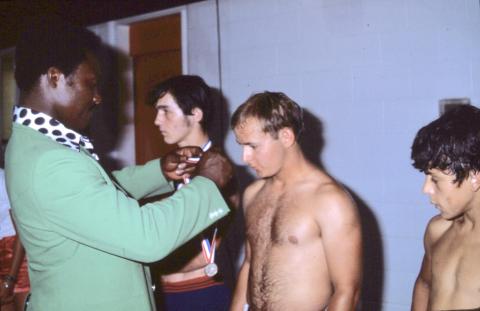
xmin=432 ymin=230 xmax=480 ymax=291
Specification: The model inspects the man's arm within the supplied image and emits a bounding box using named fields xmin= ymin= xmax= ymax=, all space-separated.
xmin=0 ymin=212 xmax=26 ymax=305
xmin=112 ymin=159 xmax=174 ymax=200
xmin=0 ymin=236 xmax=25 ymax=305
xmin=230 ymin=181 xmax=262 ymax=311
xmin=411 ymin=253 xmax=431 ymax=311
xmin=411 ymin=216 xmax=445 ymax=311
xmin=29 ymin=148 xmax=229 ymax=263
xmin=230 ymin=240 xmax=251 ymax=311
xmin=112 ymin=146 xmax=205 ymax=200
xmin=317 ymin=186 xmax=362 ymax=311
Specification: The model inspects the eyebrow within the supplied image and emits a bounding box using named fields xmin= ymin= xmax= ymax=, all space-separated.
xmin=428 ymin=170 xmax=443 ymax=178
xmin=236 ymin=140 xmax=256 ymax=146
xmin=235 ymin=138 xmax=248 ymax=145
xmin=155 ymin=104 xmax=168 ymax=109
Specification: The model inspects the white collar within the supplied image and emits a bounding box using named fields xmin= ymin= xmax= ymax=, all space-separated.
xmin=202 ymin=140 xmax=212 ymax=151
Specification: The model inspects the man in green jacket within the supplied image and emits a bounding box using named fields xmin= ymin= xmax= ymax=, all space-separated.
xmin=5 ymin=18 xmax=231 ymax=311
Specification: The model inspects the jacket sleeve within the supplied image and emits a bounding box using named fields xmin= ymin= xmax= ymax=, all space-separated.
xmin=111 ymin=158 xmax=173 ymax=200
xmin=31 ymin=148 xmax=229 ymax=262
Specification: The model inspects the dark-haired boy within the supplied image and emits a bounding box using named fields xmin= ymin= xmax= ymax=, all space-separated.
xmin=149 ymin=75 xmax=237 ymax=311
xmin=411 ymin=105 xmax=480 ymax=311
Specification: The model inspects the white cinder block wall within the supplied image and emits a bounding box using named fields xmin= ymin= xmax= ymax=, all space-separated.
xmin=186 ymin=0 xmax=480 ymax=310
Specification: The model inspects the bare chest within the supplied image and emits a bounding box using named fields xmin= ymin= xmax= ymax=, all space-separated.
xmin=432 ymin=230 xmax=480 ymax=295
xmin=245 ymin=188 xmax=318 ymax=253
xmin=244 ymin=185 xmax=330 ymax=310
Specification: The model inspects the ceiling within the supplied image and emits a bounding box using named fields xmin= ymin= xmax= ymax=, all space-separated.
xmin=0 ymin=0 xmax=204 ymax=50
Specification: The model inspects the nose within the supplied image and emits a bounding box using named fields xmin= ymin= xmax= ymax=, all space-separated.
xmin=154 ymin=111 xmax=164 ymax=127
xmin=422 ymin=176 xmax=433 ymax=195
xmin=93 ymin=93 xmax=102 ymax=105
xmin=242 ymin=147 xmax=252 ymax=165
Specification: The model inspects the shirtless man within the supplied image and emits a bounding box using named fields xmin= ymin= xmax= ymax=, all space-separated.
xmin=230 ymin=92 xmax=362 ymax=311
xmin=411 ymin=105 xmax=480 ymax=311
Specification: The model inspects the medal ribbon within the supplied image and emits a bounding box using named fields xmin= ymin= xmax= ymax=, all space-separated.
xmin=197 ymin=140 xmax=217 ymax=266
xmin=174 ymin=140 xmax=219 ymax=267
xmin=202 ymin=228 xmax=218 ymax=264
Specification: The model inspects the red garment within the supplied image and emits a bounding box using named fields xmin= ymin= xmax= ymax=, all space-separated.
xmin=162 ymin=275 xmax=224 ymax=293
xmin=0 ymin=235 xmax=30 ymax=293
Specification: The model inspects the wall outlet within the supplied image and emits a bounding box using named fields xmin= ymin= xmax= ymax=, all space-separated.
xmin=439 ymin=97 xmax=471 ymax=115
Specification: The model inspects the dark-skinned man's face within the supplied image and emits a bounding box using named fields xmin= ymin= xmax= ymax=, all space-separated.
xmin=52 ymin=53 xmax=102 ymax=132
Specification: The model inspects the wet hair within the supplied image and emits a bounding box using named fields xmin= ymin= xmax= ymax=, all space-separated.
xmin=148 ymin=75 xmax=212 ymax=131
xmin=15 ymin=16 xmax=101 ymax=93
xmin=411 ymin=104 xmax=480 ymax=185
xmin=231 ymin=91 xmax=304 ymax=140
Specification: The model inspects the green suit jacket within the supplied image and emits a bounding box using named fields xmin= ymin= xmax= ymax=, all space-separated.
xmin=5 ymin=123 xmax=230 ymax=311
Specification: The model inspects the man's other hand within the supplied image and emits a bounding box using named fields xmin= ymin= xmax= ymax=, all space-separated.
xmin=196 ymin=148 xmax=233 ymax=189
xmin=161 ymin=146 xmax=203 ymax=181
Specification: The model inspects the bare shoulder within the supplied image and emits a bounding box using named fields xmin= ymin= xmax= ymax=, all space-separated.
xmin=298 ymin=172 xmax=359 ymax=226
xmin=424 ymin=214 xmax=452 ymax=246
xmin=310 ymin=175 xmax=356 ymax=213
xmin=242 ymin=179 xmax=266 ymax=211
xmin=314 ymin=181 xmax=355 ymax=208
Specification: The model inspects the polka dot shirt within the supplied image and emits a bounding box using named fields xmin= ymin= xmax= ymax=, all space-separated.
xmin=13 ymin=106 xmax=99 ymax=160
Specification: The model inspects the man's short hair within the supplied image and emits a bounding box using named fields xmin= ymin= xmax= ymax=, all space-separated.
xmin=231 ymin=91 xmax=304 ymax=140
xmin=15 ymin=17 xmax=101 ymax=93
xmin=411 ymin=104 xmax=480 ymax=184
xmin=148 ymin=75 xmax=212 ymax=131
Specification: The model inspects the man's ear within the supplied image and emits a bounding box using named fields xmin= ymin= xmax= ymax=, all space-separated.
xmin=279 ymin=127 xmax=295 ymax=148
xmin=191 ymin=107 xmax=204 ymax=123
xmin=470 ymin=171 xmax=480 ymax=192
xmin=46 ymin=67 xmax=63 ymax=88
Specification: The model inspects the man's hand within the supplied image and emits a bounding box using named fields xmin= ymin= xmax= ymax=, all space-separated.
xmin=0 ymin=277 xmax=14 ymax=306
xmin=161 ymin=146 xmax=203 ymax=181
xmin=196 ymin=148 xmax=233 ymax=189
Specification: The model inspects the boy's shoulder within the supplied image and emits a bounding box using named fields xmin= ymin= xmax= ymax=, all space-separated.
xmin=425 ymin=214 xmax=453 ymax=247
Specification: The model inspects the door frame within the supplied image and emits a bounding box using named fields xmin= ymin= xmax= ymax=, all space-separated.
xmin=0 ymin=47 xmax=18 ymax=140
xmin=90 ymin=6 xmax=188 ymax=166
